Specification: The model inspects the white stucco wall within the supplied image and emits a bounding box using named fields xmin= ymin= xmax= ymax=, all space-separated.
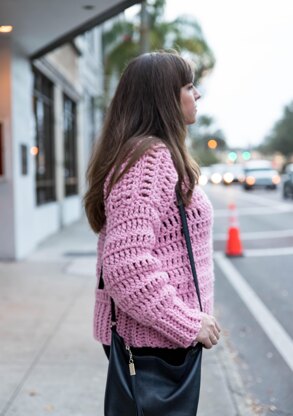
xmin=11 ymin=45 xmax=39 ymax=259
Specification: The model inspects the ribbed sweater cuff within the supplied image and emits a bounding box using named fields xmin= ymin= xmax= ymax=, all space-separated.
xmin=154 ymin=300 xmax=203 ymax=348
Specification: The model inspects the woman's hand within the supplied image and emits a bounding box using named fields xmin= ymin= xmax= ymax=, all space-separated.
xmin=195 ymin=312 xmax=221 ymax=349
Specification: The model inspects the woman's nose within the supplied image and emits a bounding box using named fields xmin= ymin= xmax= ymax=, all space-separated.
xmin=194 ymin=88 xmax=201 ymax=100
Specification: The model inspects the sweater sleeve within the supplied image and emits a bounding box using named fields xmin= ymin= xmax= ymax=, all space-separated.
xmin=102 ymin=144 xmax=203 ymax=348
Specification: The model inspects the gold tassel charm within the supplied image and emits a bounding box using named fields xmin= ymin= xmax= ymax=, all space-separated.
xmin=129 ymin=361 xmax=136 ymax=376
xmin=126 ymin=345 xmax=136 ymax=376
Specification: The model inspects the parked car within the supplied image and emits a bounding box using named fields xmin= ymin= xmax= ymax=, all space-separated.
xmin=284 ymin=163 xmax=293 ymax=174
xmin=243 ymin=161 xmax=281 ymax=190
xmin=209 ymin=164 xmax=227 ymax=185
xmin=283 ymin=171 xmax=293 ymax=199
xmin=222 ymin=164 xmax=245 ymax=185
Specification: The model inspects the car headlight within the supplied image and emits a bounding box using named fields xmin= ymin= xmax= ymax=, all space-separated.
xmin=272 ymin=175 xmax=280 ymax=184
xmin=223 ymin=172 xmax=234 ymax=183
xmin=199 ymin=175 xmax=208 ymax=186
xmin=211 ymin=173 xmax=222 ymax=184
xmin=246 ymin=176 xmax=256 ymax=185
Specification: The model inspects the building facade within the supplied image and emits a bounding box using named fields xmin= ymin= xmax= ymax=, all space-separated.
xmin=0 ymin=30 xmax=103 ymax=260
xmin=0 ymin=0 xmax=140 ymax=260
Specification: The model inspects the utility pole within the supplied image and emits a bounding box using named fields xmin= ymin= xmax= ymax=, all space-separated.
xmin=140 ymin=0 xmax=149 ymax=53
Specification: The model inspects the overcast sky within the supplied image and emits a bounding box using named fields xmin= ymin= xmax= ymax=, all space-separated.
xmin=127 ymin=0 xmax=293 ymax=148
xmin=168 ymin=0 xmax=293 ymax=148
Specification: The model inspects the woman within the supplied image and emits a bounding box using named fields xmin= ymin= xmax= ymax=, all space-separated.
xmin=84 ymin=51 xmax=220 ymax=369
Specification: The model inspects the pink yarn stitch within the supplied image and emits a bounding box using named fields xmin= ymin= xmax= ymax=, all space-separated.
xmin=93 ymin=144 xmax=214 ymax=348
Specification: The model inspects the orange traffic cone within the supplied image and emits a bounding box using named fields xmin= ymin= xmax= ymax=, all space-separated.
xmin=225 ymin=203 xmax=244 ymax=257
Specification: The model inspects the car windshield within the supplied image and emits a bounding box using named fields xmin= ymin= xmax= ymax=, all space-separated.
xmin=226 ymin=166 xmax=243 ymax=173
xmin=245 ymin=167 xmax=274 ymax=173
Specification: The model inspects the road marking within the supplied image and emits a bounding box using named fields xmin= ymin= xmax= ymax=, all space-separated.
xmin=207 ymin=184 xmax=293 ymax=216
xmin=244 ymin=247 xmax=293 ymax=257
xmin=214 ymin=252 xmax=293 ymax=372
xmin=214 ymin=229 xmax=293 ymax=240
xmin=214 ymin=205 xmax=293 ymax=217
xmin=230 ymin=187 xmax=292 ymax=210
xmin=214 ymin=246 xmax=293 ymax=257
xmin=206 ymin=184 xmax=284 ymax=206
xmin=232 ymin=189 xmax=285 ymax=207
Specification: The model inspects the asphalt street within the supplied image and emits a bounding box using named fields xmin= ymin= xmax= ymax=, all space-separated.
xmin=206 ymin=181 xmax=293 ymax=416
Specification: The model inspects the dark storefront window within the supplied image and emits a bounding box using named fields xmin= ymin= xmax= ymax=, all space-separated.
xmin=64 ymin=95 xmax=78 ymax=196
xmin=33 ymin=70 xmax=56 ymax=205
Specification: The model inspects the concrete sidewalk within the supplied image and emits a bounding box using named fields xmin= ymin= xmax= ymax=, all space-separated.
xmin=0 ymin=218 xmax=254 ymax=416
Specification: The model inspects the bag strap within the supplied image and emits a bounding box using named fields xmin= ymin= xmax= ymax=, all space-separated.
xmin=175 ymin=183 xmax=203 ymax=312
xmin=99 ymin=181 xmax=203 ymax=325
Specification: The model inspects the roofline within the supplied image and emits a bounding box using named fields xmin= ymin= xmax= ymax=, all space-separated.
xmin=30 ymin=0 xmax=142 ymax=60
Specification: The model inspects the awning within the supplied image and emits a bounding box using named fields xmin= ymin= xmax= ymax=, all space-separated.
xmin=0 ymin=0 xmax=141 ymax=59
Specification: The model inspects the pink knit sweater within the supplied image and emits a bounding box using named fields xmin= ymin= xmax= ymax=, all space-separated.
xmin=94 ymin=143 xmax=214 ymax=349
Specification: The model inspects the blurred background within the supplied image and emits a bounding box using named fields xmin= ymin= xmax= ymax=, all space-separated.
xmin=0 ymin=1 xmax=292 ymax=415
xmin=1 ymin=0 xmax=293 ymax=259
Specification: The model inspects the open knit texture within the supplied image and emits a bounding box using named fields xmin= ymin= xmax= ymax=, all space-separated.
xmin=94 ymin=143 xmax=214 ymax=349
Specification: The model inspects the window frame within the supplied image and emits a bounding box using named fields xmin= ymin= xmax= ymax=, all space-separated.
xmin=33 ymin=69 xmax=56 ymax=205
xmin=63 ymin=94 xmax=78 ymax=197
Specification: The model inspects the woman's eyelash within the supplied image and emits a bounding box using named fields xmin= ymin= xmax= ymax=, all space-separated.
xmin=188 ymin=82 xmax=198 ymax=89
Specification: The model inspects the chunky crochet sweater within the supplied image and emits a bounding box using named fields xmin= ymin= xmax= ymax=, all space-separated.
xmin=94 ymin=143 xmax=214 ymax=349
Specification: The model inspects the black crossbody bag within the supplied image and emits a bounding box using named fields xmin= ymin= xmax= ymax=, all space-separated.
xmin=102 ymin=185 xmax=203 ymax=416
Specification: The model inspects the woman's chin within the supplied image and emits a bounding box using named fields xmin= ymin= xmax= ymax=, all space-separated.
xmin=185 ymin=115 xmax=197 ymax=125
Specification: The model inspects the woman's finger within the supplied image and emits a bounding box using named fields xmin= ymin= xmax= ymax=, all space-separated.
xmin=212 ymin=328 xmax=220 ymax=340
xmin=203 ymin=339 xmax=213 ymax=349
xmin=210 ymin=335 xmax=218 ymax=345
xmin=215 ymin=320 xmax=221 ymax=333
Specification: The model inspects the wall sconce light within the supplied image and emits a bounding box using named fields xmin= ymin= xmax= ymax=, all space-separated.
xmin=0 ymin=26 xmax=13 ymax=33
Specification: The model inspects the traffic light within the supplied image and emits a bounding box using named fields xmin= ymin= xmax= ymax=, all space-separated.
xmin=208 ymin=139 xmax=218 ymax=149
xmin=242 ymin=151 xmax=251 ymax=161
xmin=228 ymin=151 xmax=237 ymax=162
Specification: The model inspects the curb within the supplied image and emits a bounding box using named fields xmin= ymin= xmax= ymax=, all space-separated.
xmin=217 ymin=333 xmax=256 ymax=416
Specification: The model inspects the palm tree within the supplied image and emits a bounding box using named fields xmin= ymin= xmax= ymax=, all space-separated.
xmin=99 ymin=0 xmax=216 ymax=110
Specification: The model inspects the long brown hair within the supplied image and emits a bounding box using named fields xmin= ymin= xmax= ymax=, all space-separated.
xmin=84 ymin=50 xmax=200 ymax=234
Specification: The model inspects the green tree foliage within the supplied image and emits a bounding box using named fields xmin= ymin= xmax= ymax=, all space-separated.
xmin=259 ymin=101 xmax=293 ymax=157
xmin=192 ymin=146 xmax=219 ymax=166
xmin=101 ymin=0 xmax=215 ymax=108
xmin=188 ymin=115 xmax=227 ymax=165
